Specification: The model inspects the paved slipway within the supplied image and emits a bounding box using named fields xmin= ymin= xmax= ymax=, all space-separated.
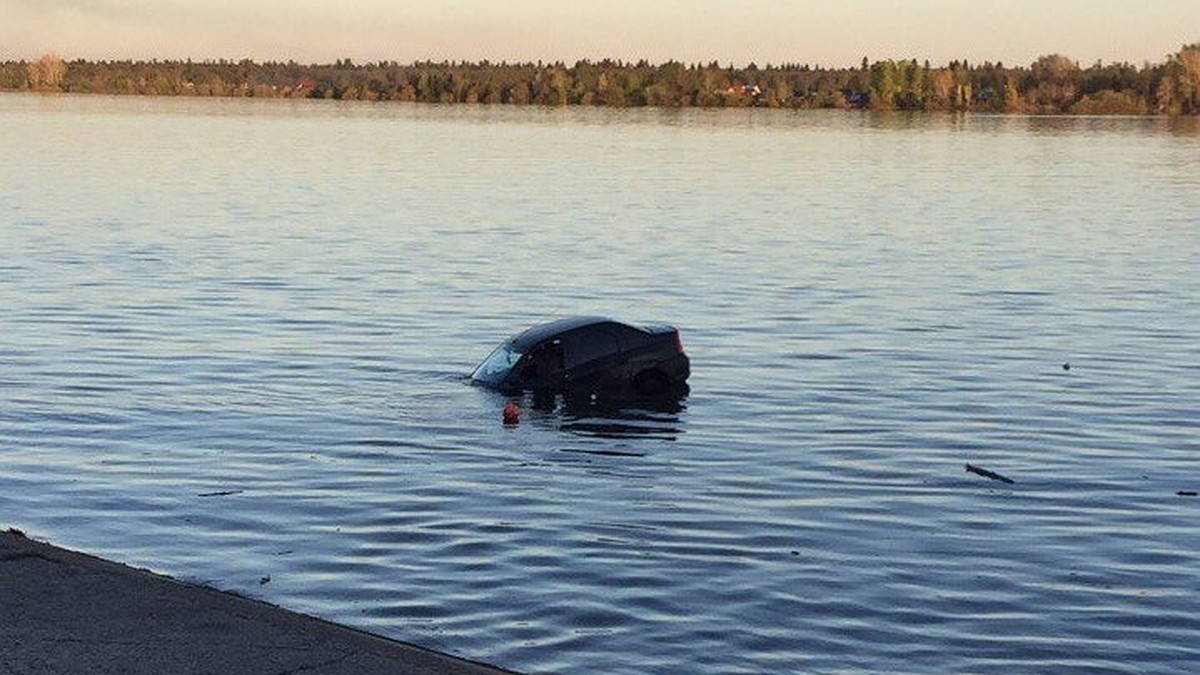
xmin=0 ymin=529 xmax=514 ymax=675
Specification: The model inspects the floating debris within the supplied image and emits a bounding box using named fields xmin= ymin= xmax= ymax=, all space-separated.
xmin=965 ymin=463 xmax=1015 ymax=484
xmin=198 ymin=490 xmax=244 ymax=497
xmin=1178 ymin=491 xmax=1197 ymax=497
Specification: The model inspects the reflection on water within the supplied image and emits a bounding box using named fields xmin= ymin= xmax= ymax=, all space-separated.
xmin=478 ymin=386 xmax=689 ymax=440
xmin=541 ymin=389 xmax=688 ymax=440
xmin=3 ymin=94 xmax=1200 ymax=674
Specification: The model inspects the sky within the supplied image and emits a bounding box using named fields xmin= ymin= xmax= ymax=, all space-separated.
xmin=2 ymin=0 xmax=1198 ymax=68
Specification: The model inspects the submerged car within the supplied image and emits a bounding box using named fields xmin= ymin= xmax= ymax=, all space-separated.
xmin=471 ymin=316 xmax=690 ymax=397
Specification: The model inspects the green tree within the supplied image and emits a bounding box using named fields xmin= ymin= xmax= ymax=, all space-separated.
xmin=868 ymin=60 xmax=901 ymax=108
xmin=1002 ymin=76 xmax=1024 ymax=113
xmin=1070 ymin=90 xmax=1145 ymax=114
xmin=1027 ymin=54 xmax=1080 ymax=111
xmin=0 ymin=61 xmax=29 ymax=89
xmin=1158 ymin=44 xmax=1200 ymax=114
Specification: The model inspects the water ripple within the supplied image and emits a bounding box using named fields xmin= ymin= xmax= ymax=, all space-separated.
xmin=2 ymin=96 xmax=1199 ymax=674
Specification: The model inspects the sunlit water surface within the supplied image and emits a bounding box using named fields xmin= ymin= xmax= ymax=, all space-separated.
xmin=2 ymin=94 xmax=1199 ymax=673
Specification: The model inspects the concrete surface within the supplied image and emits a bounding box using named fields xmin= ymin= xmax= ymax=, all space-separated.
xmin=0 ymin=528 xmax=515 ymax=675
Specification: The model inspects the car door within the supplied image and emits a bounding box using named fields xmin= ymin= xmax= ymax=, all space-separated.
xmin=561 ymin=327 xmax=621 ymax=388
xmin=526 ymin=339 xmax=565 ymax=390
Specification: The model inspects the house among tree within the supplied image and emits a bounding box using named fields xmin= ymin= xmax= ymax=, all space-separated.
xmin=724 ymin=83 xmax=763 ymax=97
xmin=280 ymin=79 xmax=315 ymax=97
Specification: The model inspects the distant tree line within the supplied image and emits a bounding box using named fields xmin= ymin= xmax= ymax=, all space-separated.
xmin=4 ymin=44 xmax=1200 ymax=114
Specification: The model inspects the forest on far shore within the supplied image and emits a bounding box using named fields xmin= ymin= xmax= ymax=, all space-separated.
xmin=5 ymin=43 xmax=1200 ymax=114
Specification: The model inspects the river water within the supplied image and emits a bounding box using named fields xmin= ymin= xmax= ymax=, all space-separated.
xmin=2 ymin=94 xmax=1199 ymax=673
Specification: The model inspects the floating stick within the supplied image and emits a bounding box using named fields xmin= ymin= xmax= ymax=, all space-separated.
xmin=965 ymin=463 xmax=1015 ymax=484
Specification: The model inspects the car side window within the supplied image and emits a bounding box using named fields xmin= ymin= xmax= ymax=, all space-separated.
xmin=520 ymin=340 xmax=564 ymax=381
xmin=562 ymin=329 xmax=619 ymax=369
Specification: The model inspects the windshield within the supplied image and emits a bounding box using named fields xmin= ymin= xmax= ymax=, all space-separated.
xmin=471 ymin=343 xmax=524 ymax=385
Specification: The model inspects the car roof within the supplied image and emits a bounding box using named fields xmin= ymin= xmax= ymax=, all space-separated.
xmin=510 ymin=316 xmax=632 ymax=351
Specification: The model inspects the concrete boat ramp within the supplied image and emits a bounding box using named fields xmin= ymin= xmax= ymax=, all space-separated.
xmin=1 ymin=528 xmax=513 ymax=675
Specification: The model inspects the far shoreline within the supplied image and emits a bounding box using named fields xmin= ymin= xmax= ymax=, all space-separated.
xmin=6 ymin=45 xmax=1200 ymax=116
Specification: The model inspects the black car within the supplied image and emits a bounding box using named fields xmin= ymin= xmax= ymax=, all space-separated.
xmin=471 ymin=316 xmax=690 ymax=397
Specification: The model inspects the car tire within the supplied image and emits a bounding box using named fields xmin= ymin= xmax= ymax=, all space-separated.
xmin=633 ymin=369 xmax=670 ymax=397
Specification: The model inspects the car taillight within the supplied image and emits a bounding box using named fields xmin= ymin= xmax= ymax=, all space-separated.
xmin=674 ymin=330 xmax=685 ymax=354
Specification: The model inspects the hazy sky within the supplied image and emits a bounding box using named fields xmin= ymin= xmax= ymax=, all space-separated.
xmin=3 ymin=0 xmax=1198 ymax=67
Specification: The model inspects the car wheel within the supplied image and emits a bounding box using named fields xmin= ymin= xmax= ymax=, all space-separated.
xmin=633 ymin=369 xmax=670 ymax=397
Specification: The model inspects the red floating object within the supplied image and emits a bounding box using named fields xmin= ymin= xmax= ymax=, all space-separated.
xmin=503 ymin=402 xmax=520 ymax=425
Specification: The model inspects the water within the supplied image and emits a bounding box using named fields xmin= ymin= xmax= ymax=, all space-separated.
xmin=3 ymin=94 xmax=1199 ymax=673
